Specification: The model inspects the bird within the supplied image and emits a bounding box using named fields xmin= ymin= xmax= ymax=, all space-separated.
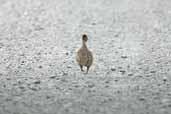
xmin=76 ymin=34 xmax=93 ymax=74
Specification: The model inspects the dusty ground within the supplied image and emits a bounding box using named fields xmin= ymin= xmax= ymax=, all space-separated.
xmin=0 ymin=0 xmax=171 ymax=114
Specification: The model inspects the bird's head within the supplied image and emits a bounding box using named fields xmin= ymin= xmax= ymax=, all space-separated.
xmin=82 ymin=34 xmax=88 ymax=42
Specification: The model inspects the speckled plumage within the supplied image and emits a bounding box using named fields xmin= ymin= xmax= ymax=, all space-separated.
xmin=76 ymin=34 xmax=93 ymax=73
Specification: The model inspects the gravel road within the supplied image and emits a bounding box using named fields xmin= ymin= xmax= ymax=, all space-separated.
xmin=0 ymin=0 xmax=171 ymax=114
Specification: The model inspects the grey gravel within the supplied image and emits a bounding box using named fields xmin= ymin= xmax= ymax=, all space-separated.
xmin=0 ymin=0 xmax=171 ymax=114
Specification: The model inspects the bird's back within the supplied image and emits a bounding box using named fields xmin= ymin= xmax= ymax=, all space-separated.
xmin=76 ymin=47 xmax=93 ymax=67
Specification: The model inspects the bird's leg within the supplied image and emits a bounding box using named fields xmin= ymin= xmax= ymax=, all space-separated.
xmin=80 ymin=65 xmax=84 ymax=72
xmin=86 ymin=66 xmax=90 ymax=74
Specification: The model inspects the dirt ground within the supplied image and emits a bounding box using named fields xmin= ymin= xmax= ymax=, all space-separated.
xmin=0 ymin=0 xmax=171 ymax=114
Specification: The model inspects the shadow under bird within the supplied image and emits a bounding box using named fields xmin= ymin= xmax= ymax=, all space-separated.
xmin=76 ymin=34 xmax=93 ymax=74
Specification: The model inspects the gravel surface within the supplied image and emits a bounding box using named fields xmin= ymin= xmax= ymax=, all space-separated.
xmin=0 ymin=0 xmax=171 ymax=114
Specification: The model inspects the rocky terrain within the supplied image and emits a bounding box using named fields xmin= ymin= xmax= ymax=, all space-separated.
xmin=0 ymin=0 xmax=171 ymax=114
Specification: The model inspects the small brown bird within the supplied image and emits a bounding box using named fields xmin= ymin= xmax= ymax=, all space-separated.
xmin=76 ymin=34 xmax=93 ymax=73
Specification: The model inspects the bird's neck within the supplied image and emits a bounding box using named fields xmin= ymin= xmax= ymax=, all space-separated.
xmin=82 ymin=41 xmax=88 ymax=49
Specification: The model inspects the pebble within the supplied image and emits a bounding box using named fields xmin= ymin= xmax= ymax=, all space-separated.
xmin=6 ymin=78 xmax=11 ymax=80
xmin=19 ymin=86 xmax=25 ymax=89
xmin=118 ymin=66 xmax=122 ymax=69
xmin=88 ymin=83 xmax=95 ymax=88
xmin=21 ymin=61 xmax=25 ymax=64
xmin=121 ymin=55 xmax=128 ymax=59
xmin=150 ymin=71 xmax=156 ymax=73
xmin=146 ymin=75 xmax=151 ymax=77
xmin=68 ymin=88 xmax=72 ymax=90
xmin=105 ymin=85 xmax=109 ymax=88
xmin=74 ymin=85 xmax=79 ymax=88
xmin=62 ymin=72 xmax=68 ymax=76
xmin=56 ymin=78 xmax=60 ymax=80
xmin=128 ymin=73 xmax=134 ymax=76
xmin=34 ymin=81 xmax=41 ymax=84
xmin=137 ymin=75 xmax=143 ymax=78
xmin=67 ymin=66 xmax=72 ymax=69
xmin=92 ymin=22 xmax=96 ymax=25
xmin=139 ymin=97 xmax=146 ymax=101
xmin=49 ymin=76 xmax=56 ymax=79
xmin=30 ymin=87 xmax=38 ymax=91
xmin=111 ymin=68 xmax=116 ymax=71
xmin=117 ymin=90 xmax=121 ymax=94
xmin=120 ymin=70 xmax=126 ymax=74
xmin=65 ymin=52 xmax=69 ymax=55
xmin=115 ymin=79 xmax=118 ymax=82
xmin=163 ymin=77 xmax=167 ymax=82
xmin=105 ymin=81 xmax=110 ymax=83
xmin=3 ymin=85 xmax=6 ymax=88
xmin=38 ymin=65 xmax=43 ymax=69
xmin=46 ymin=96 xmax=50 ymax=99
xmin=114 ymin=34 xmax=119 ymax=37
